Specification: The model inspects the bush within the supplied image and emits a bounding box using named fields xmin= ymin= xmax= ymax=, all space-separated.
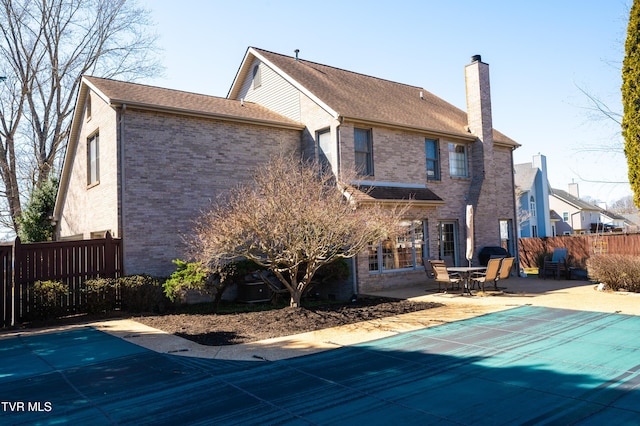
xmin=29 ymin=280 xmax=69 ymax=320
xmin=163 ymin=260 xmax=211 ymax=303
xmin=119 ymin=274 xmax=171 ymax=313
xmin=163 ymin=259 xmax=262 ymax=312
xmin=587 ymin=254 xmax=640 ymax=292
xmin=84 ymin=277 xmax=118 ymax=313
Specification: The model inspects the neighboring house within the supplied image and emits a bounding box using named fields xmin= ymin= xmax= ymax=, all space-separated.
xmin=550 ymin=184 xmax=603 ymax=234
xmin=514 ymin=154 xmax=552 ymax=237
xmin=54 ymin=47 xmax=520 ymax=294
xmin=596 ymin=209 xmax=630 ymax=232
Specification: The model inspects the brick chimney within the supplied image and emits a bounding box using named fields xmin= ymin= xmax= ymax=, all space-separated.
xmin=465 ymin=55 xmax=493 ymax=153
xmin=465 ymin=55 xmax=499 ymax=248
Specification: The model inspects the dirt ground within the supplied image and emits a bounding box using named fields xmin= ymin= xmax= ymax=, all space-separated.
xmin=132 ymin=297 xmax=442 ymax=346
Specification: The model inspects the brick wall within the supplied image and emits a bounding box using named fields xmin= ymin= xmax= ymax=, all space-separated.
xmin=57 ymin=91 xmax=120 ymax=238
xmin=120 ymin=109 xmax=302 ymax=276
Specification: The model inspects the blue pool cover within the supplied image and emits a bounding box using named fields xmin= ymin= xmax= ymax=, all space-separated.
xmin=1 ymin=305 xmax=640 ymax=425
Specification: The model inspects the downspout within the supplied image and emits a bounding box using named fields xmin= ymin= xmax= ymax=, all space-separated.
xmin=510 ymin=146 xmax=522 ymax=276
xmin=118 ymin=104 xmax=127 ymax=275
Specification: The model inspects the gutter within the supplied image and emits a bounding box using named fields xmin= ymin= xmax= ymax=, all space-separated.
xmin=109 ymin=102 xmax=305 ymax=131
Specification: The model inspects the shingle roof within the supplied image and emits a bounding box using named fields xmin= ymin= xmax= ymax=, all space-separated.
xmin=514 ymin=163 xmax=539 ymax=191
xmin=234 ymin=48 xmax=518 ymax=146
xmin=551 ymin=188 xmax=601 ymax=211
xmin=351 ymin=185 xmax=443 ymax=203
xmin=84 ymin=76 xmax=303 ymax=129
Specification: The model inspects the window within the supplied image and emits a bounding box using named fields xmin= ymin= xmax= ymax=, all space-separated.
xmin=368 ymin=220 xmax=426 ymax=272
xmin=252 ymin=64 xmax=262 ymax=89
xmin=438 ymin=221 xmax=458 ymax=260
xmin=425 ymin=138 xmax=440 ymax=180
xmin=448 ymin=142 xmax=468 ymax=177
xmin=354 ymin=128 xmax=373 ymax=176
xmin=86 ymin=95 xmax=92 ymax=120
xmin=529 ymin=195 xmax=536 ymax=217
xmin=317 ymin=129 xmax=333 ymax=172
xmin=87 ymin=133 xmax=99 ymax=186
xmin=532 ymin=225 xmax=538 ymax=238
xmin=562 ymin=212 xmax=569 ymax=222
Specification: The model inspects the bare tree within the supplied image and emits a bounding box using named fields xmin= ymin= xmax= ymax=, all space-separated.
xmin=0 ymin=0 xmax=161 ymax=233
xmin=187 ymin=157 xmax=405 ymax=308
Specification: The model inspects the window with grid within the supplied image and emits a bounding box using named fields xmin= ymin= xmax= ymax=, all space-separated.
xmin=354 ymin=128 xmax=373 ymax=176
xmin=369 ymin=220 xmax=426 ymax=272
xmin=530 ymin=195 xmax=537 ymax=217
xmin=425 ymin=138 xmax=440 ymax=180
xmin=448 ymin=142 xmax=468 ymax=177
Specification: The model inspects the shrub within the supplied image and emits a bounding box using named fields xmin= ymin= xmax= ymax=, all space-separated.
xmin=163 ymin=259 xmax=262 ymax=312
xmin=586 ymin=254 xmax=640 ymax=292
xmin=119 ymin=274 xmax=171 ymax=313
xmin=163 ymin=259 xmax=211 ymax=303
xmin=29 ymin=280 xmax=69 ymax=320
xmin=84 ymin=277 xmax=118 ymax=313
xmin=535 ymin=251 xmax=552 ymax=269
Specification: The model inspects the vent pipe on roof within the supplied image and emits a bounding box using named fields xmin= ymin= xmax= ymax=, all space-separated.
xmin=294 ymin=49 xmax=300 ymax=61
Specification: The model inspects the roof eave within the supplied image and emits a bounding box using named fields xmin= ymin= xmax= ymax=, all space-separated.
xmin=342 ymin=116 xmax=477 ymax=142
xmin=108 ymin=101 xmax=305 ymax=130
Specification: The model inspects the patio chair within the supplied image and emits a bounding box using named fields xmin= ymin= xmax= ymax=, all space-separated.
xmin=542 ymin=248 xmax=568 ymax=279
xmin=429 ymin=260 xmax=462 ymax=293
xmin=471 ymin=257 xmax=503 ymax=293
xmin=497 ymin=257 xmax=515 ymax=286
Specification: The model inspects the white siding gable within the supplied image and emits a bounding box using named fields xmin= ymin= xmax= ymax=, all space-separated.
xmin=237 ymin=59 xmax=300 ymax=121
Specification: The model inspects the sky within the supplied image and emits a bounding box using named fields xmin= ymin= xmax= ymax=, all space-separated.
xmin=142 ymin=0 xmax=632 ymax=206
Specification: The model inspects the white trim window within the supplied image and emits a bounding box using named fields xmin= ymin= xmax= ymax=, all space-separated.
xmin=448 ymin=142 xmax=468 ymax=177
xmin=530 ymin=195 xmax=537 ymax=217
xmin=87 ymin=132 xmax=99 ymax=186
xmin=368 ymin=220 xmax=426 ymax=272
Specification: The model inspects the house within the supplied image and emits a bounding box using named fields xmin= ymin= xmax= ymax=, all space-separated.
xmin=514 ymin=154 xmax=552 ymax=237
xmin=549 ymin=184 xmax=603 ymax=234
xmin=53 ymin=76 xmax=305 ymax=276
xmin=54 ymin=47 xmax=520 ymax=294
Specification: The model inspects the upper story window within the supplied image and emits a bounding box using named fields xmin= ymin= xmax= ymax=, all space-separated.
xmin=354 ymin=128 xmax=373 ymax=176
xmin=317 ymin=129 xmax=333 ymax=172
xmin=425 ymin=138 xmax=440 ymax=181
xmin=87 ymin=132 xmax=99 ymax=186
xmin=562 ymin=212 xmax=569 ymax=222
xmin=86 ymin=95 xmax=92 ymax=121
xmin=448 ymin=142 xmax=468 ymax=177
xmin=252 ymin=64 xmax=262 ymax=89
xmin=529 ymin=195 xmax=537 ymax=217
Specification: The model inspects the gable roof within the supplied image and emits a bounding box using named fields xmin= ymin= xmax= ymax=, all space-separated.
xmin=83 ymin=76 xmax=304 ymax=129
xmin=513 ymin=163 xmax=539 ymax=192
xmin=550 ymin=188 xmax=601 ymax=211
xmin=55 ymin=76 xmax=304 ymax=221
xmin=229 ymin=47 xmax=519 ymax=147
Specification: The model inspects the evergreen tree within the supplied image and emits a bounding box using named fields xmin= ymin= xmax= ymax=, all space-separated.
xmin=622 ymin=0 xmax=640 ymax=207
xmin=18 ymin=177 xmax=59 ymax=243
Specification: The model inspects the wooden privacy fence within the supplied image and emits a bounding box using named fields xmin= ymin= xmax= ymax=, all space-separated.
xmin=1 ymin=232 xmax=122 ymax=327
xmin=519 ymin=233 xmax=640 ymax=270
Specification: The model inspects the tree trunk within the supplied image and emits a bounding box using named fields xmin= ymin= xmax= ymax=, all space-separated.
xmin=289 ymin=289 xmax=302 ymax=308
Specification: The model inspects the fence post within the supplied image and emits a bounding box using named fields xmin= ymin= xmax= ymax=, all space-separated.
xmin=104 ymin=231 xmax=115 ymax=277
xmin=11 ymin=237 xmax=22 ymax=326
